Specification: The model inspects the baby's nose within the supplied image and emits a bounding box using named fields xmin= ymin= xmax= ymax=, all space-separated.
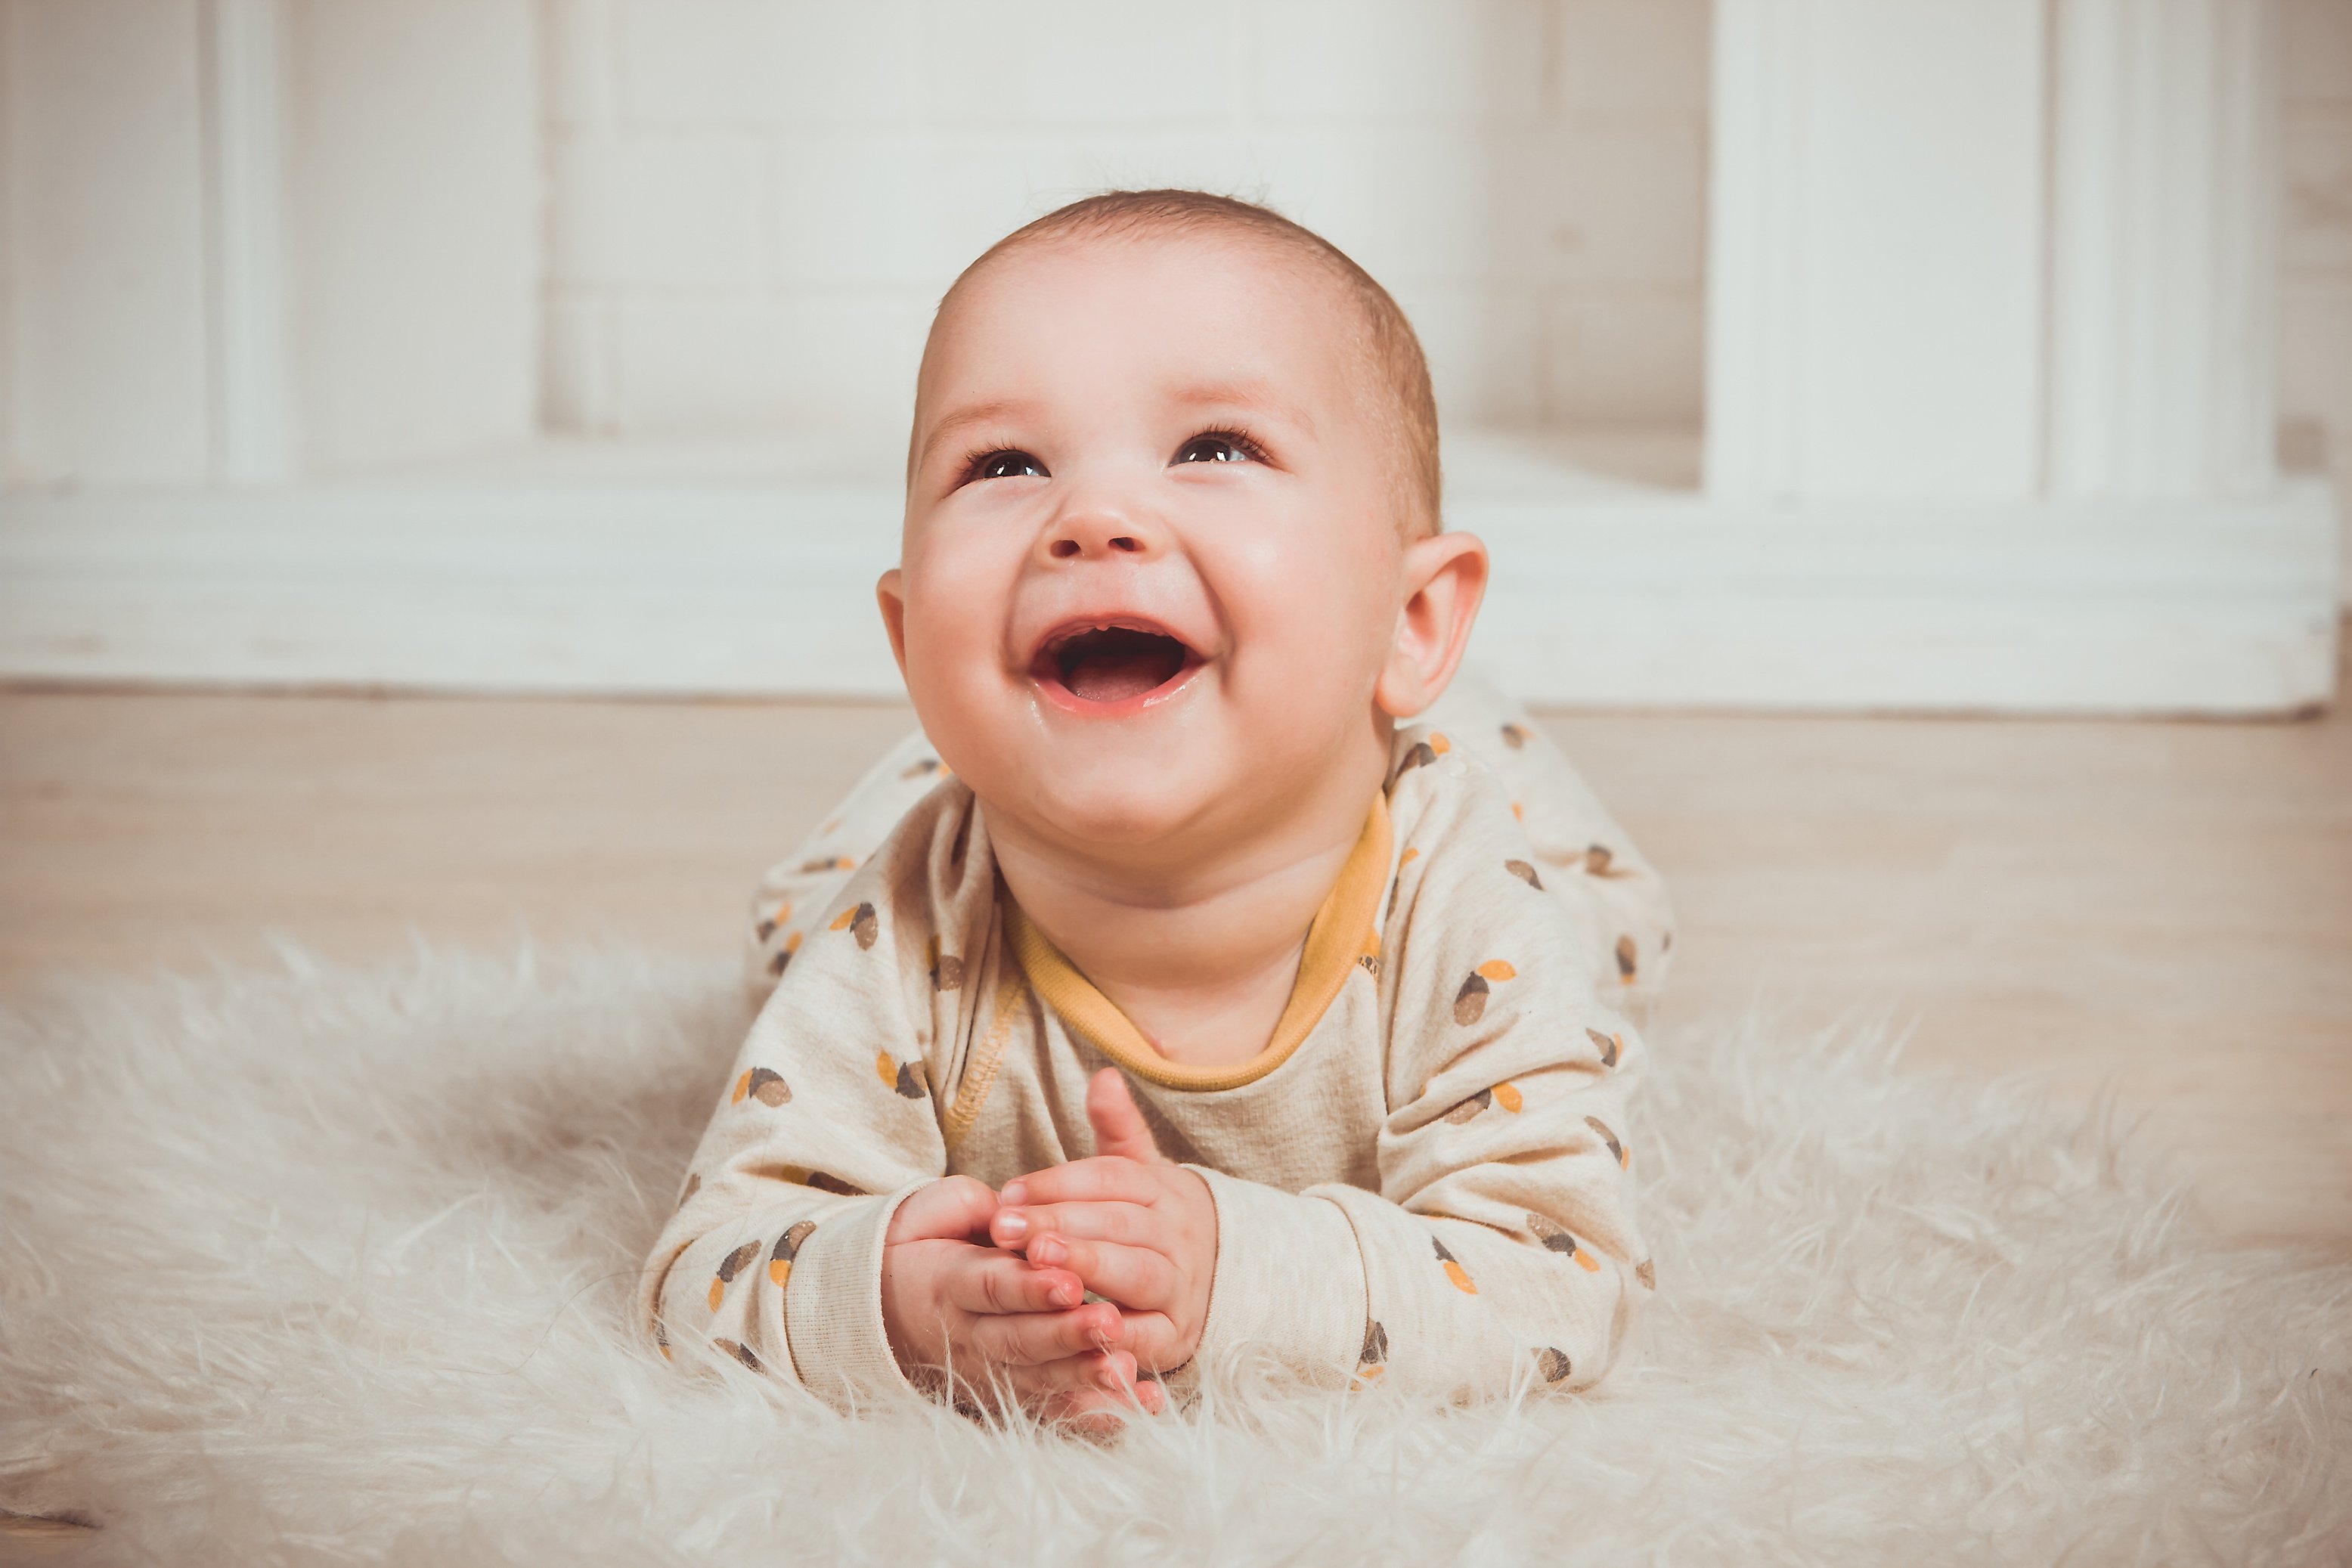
xmin=1042 ymin=499 xmax=1164 ymax=562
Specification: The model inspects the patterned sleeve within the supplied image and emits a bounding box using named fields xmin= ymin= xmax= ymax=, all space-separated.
xmin=644 ymin=789 xmax=984 ymax=1409
xmin=1416 ymin=666 xmax=1676 ymax=1004
xmin=742 ymin=727 xmax=957 ymax=1011
xmin=1310 ymin=737 xmax=1654 ymax=1399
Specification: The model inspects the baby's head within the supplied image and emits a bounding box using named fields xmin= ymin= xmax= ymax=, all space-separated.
xmin=878 ymin=191 xmax=1487 ymax=867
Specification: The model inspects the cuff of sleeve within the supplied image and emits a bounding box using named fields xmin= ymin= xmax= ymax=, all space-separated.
xmin=780 ymin=1185 xmax=922 ymax=1411
xmin=1188 ymin=1167 xmax=1367 ymax=1384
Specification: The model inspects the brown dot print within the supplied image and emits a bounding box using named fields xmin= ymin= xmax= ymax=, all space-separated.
xmin=1615 ymin=935 xmax=1638 ymax=983
xmin=1442 ymin=1087 xmax=1493 ymax=1124
xmin=767 ymin=946 xmax=792 ymax=978
xmin=754 ymin=900 xmax=792 ymax=942
xmin=710 ymin=1240 xmax=761 ymax=1309
xmin=876 ymin=1052 xmax=929 ymax=1099
xmin=676 ymin=1172 xmax=701 ymax=1210
xmin=1585 ymin=1115 xmax=1628 ymax=1168
xmin=806 ymin=1170 xmax=863 ymax=1196
xmin=655 ymin=1319 xmax=672 ymax=1361
xmin=927 ymin=934 xmax=965 ymax=992
xmin=1500 ymin=721 xmax=1529 ymax=750
xmin=713 ymin=1337 xmax=761 ymax=1372
xmin=769 ymin=1219 xmax=817 ymax=1287
xmin=1451 ymin=959 xmax=1519 ymax=1026
xmin=1525 ymin=1211 xmax=1604 ymax=1273
xmin=1537 ymin=1346 xmax=1573 ymax=1384
xmin=733 ymin=1067 xmax=789 ymax=1108
xmin=901 ymin=757 xmax=942 ymax=779
xmin=1357 ymin=952 xmax=1381 ymax=978
xmin=1359 ymin=1320 xmax=1389 ymax=1371
xmin=1504 ymin=859 xmax=1542 ymax=890
xmin=1396 ymin=741 xmax=1439 ymax=778
xmin=1586 ymin=1027 xmax=1622 ymax=1068
xmin=1583 ymin=844 xmax=1614 ymax=876
xmin=1433 ymin=1235 xmax=1478 ymax=1294
xmin=800 ymin=854 xmax=857 ymax=875
xmin=830 ymin=901 xmax=880 ymax=948
xmin=1635 ymin=1260 xmax=1657 ymax=1291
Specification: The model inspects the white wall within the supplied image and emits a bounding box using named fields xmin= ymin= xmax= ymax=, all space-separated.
xmin=2279 ymin=0 xmax=2352 ymax=586
xmin=536 ymin=0 xmax=1711 ymax=456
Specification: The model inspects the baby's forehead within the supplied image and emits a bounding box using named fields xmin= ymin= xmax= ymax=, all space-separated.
xmin=930 ymin=227 xmax=1380 ymax=398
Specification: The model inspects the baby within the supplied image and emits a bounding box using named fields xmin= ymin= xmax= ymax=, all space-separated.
xmin=641 ymin=191 xmax=1673 ymax=1422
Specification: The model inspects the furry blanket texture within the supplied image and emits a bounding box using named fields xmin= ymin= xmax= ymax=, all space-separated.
xmin=2 ymin=947 xmax=2347 ymax=1566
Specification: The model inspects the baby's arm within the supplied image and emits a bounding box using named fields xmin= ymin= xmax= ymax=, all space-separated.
xmin=648 ymin=807 xmax=1146 ymax=1417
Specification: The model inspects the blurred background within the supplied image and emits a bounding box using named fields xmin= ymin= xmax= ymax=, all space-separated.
xmin=0 ymin=0 xmax=2342 ymax=708
xmin=0 ymin=2 xmax=2347 ymax=1251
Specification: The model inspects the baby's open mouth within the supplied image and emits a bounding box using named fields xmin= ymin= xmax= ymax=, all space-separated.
xmin=1035 ymin=623 xmax=1198 ymax=706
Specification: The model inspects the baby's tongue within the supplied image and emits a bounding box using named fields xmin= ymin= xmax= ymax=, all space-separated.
xmin=1065 ymin=647 xmax=1173 ymax=703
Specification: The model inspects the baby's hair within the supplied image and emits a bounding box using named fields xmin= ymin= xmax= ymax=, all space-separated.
xmin=921 ymin=189 xmax=1443 ymax=537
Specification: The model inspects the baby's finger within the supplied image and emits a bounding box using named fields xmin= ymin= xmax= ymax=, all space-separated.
xmin=941 ymin=1251 xmax=1086 ymax=1316
xmin=1011 ymin=1350 xmax=1164 ymax=1424
xmin=992 ymin=1198 xmax=1157 ymax=1251
xmin=964 ymin=1300 xmax=1122 ymax=1367
xmin=888 ymin=1174 xmax=999 ymax=1245
xmin=1000 ymin=1157 xmax=1163 ymax=1209
xmin=1022 ymin=1234 xmax=1180 ymax=1309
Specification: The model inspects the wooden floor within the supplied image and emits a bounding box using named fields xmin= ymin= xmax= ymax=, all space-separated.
xmin=3 ymin=670 xmax=2347 ymax=1257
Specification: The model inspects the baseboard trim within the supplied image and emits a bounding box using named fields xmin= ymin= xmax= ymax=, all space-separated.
xmin=1 ymin=478 xmax=2338 ymax=714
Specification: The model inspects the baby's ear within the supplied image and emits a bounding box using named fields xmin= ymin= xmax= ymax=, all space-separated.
xmin=1376 ymin=532 xmax=1489 ymax=719
xmin=875 ymin=569 xmax=909 ymax=674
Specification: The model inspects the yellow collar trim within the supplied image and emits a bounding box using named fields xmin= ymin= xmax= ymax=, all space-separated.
xmin=1002 ymin=795 xmax=1393 ymax=1092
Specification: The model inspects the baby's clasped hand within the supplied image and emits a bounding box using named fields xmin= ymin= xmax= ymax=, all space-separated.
xmin=991 ymin=1069 xmax=1217 ymax=1384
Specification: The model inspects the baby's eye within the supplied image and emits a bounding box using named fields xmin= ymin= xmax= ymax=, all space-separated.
xmin=1173 ymin=432 xmax=1257 ymax=466
xmin=972 ymin=450 xmax=1047 ymax=481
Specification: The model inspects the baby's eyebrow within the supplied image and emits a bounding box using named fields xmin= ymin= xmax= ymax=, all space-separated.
xmin=916 ymin=398 xmax=1037 ymax=469
xmin=1167 ymin=380 xmax=1317 ymax=437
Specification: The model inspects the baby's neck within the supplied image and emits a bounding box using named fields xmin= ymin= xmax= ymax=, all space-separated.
xmin=989 ymin=785 xmax=1377 ymax=1071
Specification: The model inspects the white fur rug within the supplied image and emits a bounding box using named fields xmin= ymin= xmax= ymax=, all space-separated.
xmin=2 ymin=948 xmax=2347 ymax=1566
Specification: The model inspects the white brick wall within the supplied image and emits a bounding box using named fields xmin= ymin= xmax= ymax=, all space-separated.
xmin=2279 ymin=0 xmax=2352 ymax=597
xmin=537 ymin=0 xmax=1712 ymax=447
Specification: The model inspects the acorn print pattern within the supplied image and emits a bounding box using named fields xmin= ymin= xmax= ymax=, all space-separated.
xmin=799 ymin=854 xmax=857 ymax=875
xmin=766 ymin=931 xmax=802 ymax=977
xmin=1614 ymin=935 xmax=1638 ymax=983
xmin=1583 ymin=844 xmax=1614 ymax=876
xmin=779 ymin=1167 xmax=866 ymax=1196
xmin=754 ymin=900 xmax=792 ymax=942
xmin=1386 ymin=846 xmax=1420 ymax=919
xmin=831 ymin=901 xmax=879 ymax=949
xmin=1500 ymin=721 xmax=1529 ymax=750
xmin=1452 ymin=959 xmax=1517 ymax=1025
xmin=1526 ymin=1211 xmax=1602 ymax=1272
xmin=1635 ymin=1260 xmax=1657 ymax=1291
xmin=1394 ymin=732 xmax=1452 ymax=779
xmin=713 ymin=1337 xmax=761 ymax=1372
xmin=901 ymin=757 xmax=944 ymax=780
xmin=655 ymin=1319 xmax=672 ymax=1361
xmin=1586 ymin=1115 xmax=1628 ymax=1168
xmin=1357 ymin=1320 xmax=1389 ymax=1380
xmin=710 ymin=1240 xmax=761 ymax=1310
xmin=1504 ymin=858 xmax=1542 ymax=890
xmin=877 ymin=1051 xmax=929 ymax=1099
xmin=1586 ymin=1027 xmax=1622 ymax=1068
xmin=927 ymin=934 xmax=964 ymax=991
xmin=1433 ymin=1235 xmax=1477 ymax=1294
xmin=769 ymin=1220 xmax=817 ymax=1287
xmin=1536 ymin=1346 xmax=1573 ymax=1384
xmin=1442 ymin=1081 xmax=1523 ymax=1123
xmin=731 ymin=1066 xmax=792 ymax=1108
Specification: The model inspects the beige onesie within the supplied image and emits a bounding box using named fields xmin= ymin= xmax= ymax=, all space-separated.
xmin=641 ymin=671 xmax=1675 ymax=1409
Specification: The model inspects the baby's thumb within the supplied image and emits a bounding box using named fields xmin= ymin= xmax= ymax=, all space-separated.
xmin=1086 ymin=1068 xmax=1163 ymax=1164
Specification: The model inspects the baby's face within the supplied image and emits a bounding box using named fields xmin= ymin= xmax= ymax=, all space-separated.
xmin=883 ymin=232 xmax=1413 ymax=854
